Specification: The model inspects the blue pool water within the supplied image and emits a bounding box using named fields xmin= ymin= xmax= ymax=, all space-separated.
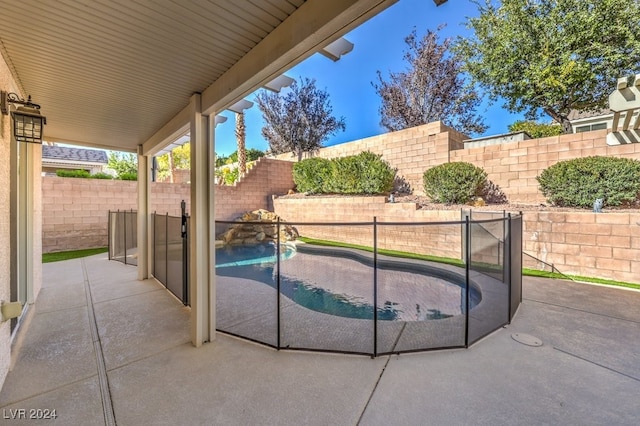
xmin=216 ymin=244 xmax=479 ymax=321
xmin=215 ymin=243 xmax=296 ymax=268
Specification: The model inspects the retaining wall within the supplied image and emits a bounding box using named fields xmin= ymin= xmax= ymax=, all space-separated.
xmin=274 ymin=122 xmax=640 ymax=205
xmin=273 ymin=197 xmax=640 ymax=284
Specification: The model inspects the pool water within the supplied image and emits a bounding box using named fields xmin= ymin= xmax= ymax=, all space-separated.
xmin=216 ymin=244 xmax=478 ymax=321
xmin=215 ymin=243 xmax=296 ymax=268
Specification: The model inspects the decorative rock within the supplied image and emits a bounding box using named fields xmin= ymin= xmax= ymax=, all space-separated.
xmin=471 ymin=197 xmax=486 ymax=207
xmin=217 ymin=209 xmax=298 ymax=246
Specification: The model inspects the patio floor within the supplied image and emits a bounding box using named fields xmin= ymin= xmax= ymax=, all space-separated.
xmin=1 ymin=253 xmax=639 ymax=425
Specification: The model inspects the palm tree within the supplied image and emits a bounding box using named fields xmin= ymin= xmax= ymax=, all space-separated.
xmin=235 ymin=112 xmax=247 ymax=174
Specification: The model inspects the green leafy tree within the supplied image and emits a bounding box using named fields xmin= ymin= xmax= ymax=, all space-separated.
xmin=255 ymin=77 xmax=346 ymax=160
xmin=508 ymin=120 xmax=563 ymax=138
xmin=107 ymin=152 xmax=137 ymax=179
xmin=215 ymin=148 xmax=264 ymax=167
xmin=374 ymin=26 xmax=487 ymax=135
xmin=156 ymin=143 xmax=190 ymax=182
xmin=455 ymin=0 xmax=640 ymax=133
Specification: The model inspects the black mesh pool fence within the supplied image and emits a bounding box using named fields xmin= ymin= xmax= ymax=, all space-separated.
xmin=214 ymin=215 xmax=523 ymax=357
xmin=110 ymin=212 xmax=523 ymax=356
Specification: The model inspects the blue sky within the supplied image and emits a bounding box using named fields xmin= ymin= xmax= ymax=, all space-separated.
xmin=213 ymin=0 xmax=526 ymax=156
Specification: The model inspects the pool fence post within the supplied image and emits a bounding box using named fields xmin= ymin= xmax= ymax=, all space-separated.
xmin=165 ymin=212 xmax=169 ymax=288
xmin=152 ymin=211 xmax=156 ymax=278
xmin=465 ymin=215 xmax=470 ymax=348
xmin=506 ymin=213 xmax=512 ymax=324
xmin=108 ymin=210 xmax=112 ymax=261
xmin=123 ymin=209 xmax=127 ymax=265
xmin=276 ymin=218 xmax=281 ymax=350
xmin=181 ymin=200 xmax=189 ymax=305
xmin=373 ymin=216 xmax=378 ymax=358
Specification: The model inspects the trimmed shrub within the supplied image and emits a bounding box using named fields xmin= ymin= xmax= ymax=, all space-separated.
xmin=292 ymin=157 xmax=333 ymax=193
xmin=91 ymin=172 xmax=113 ymax=179
xmin=423 ymin=162 xmax=487 ymax=204
xmin=119 ymin=172 xmax=138 ymax=181
xmin=56 ymin=169 xmax=90 ymax=178
xmin=537 ymin=156 xmax=640 ymax=208
xmin=292 ymin=151 xmax=396 ymax=195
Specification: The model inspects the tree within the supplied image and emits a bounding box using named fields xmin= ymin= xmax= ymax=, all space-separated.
xmin=455 ymin=0 xmax=640 ymax=133
xmin=156 ymin=143 xmax=190 ymax=182
xmin=508 ymin=120 xmax=563 ymax=138
xmin=107 ymin=152 xmax=137 ymax=179
xmin=373 ymin=26 xmax=487 ymax=136
xmin=255 ymin=77 xmax=346 ymax=160
xmin=215 ymin=148 xmax=264 ymax=167
xmin=235 ymin=112 xmax=247 ymax=174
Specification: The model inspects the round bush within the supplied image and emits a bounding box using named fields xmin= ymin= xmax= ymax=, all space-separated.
xmin=537 ymin=156 xmax=640 ymax=208
xmin=423 ymin=162 xmax=487 ymax=204
xmin=293 ymin=152 xmax=395 ymax=195
xmin=292 ymin=157 xmax=333 ymax=193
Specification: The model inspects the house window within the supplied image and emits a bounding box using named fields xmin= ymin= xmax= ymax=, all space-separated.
xmin=576 ymin=122 xmax=607 ymax=133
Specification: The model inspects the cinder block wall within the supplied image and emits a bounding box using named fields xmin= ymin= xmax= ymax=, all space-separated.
xmin=42 ymin=158 xmax=294 ymax=252
xmin=523 ymin=211 xmax=640 ymax=284
xmin=274 ymin=197 xmax=640 ymax=284
xmin=450 ymin=130 xmax=640 ymax=204
xmin=215 ymin=158 xmax=295 ymax=220
xmin=273 ymin=121 xmax=468 ymax=195
xmin=275 ymin=122 xmax=640 ymax=205
xmin=274 ymin=197 xmax=463 ymax=260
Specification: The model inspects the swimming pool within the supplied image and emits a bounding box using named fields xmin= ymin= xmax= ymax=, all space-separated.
xmin=215 ymin=243 xmax=480 ymax=322
xmin=216 ymin=242 xmax=296 ymax=268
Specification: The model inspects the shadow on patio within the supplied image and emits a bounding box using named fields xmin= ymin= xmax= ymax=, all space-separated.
xmin=1 ymin=253 xmax=639 ymax=425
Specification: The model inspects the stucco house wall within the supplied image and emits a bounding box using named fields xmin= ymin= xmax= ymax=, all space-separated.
xmin=0 ymin=49 xmax=14 ymax=394
xmin=0 ymin=53 xmax=42 ymax=394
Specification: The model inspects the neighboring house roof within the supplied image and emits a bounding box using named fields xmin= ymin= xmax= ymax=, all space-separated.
xmin=567 ymin=108 xmax=611 ymax=121
xmin=42 ymin=145 xmax=108 ymax=164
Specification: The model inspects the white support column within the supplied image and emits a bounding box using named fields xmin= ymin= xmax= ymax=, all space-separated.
xmin=137 ymin=147 xmax=150 ymax=280
xmin=189 ymin=93 xmax=214 ymax=346
xmin=208 ymin=114 xmax=217 ymax=340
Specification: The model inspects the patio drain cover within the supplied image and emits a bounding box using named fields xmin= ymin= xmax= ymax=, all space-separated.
xmin=511 ymin=333 xmax=543 ymax=347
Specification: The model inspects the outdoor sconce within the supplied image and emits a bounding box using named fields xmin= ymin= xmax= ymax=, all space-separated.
xmin=1 ymin=91 xmax=47 ymax=144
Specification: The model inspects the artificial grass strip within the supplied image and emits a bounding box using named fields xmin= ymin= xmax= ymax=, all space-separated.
xmin=299 ymin=237 xmax=640 ymax=290
xmin=43 ymin=247 xmax=109 ymax=263
xmin=298 ymin=237 xmax=465 ymax=267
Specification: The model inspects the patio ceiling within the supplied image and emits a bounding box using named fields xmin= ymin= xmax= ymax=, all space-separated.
xmin=0 ymin=0 xmax=397 ymax=153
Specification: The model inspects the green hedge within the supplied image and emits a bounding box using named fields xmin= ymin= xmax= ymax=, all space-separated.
xmin=91 ymin=172 xmax=113 ymax=179
xmin=56 ymin=169 xmax=91 ymax=178
xmin=537 ymin=156 xmax=640 ymax=208
xmin=423 ymin=162 xmax=487 ymax=204
xmin=55 ymin=170 xmax=114 ymax=179
xmin=293 ymin=151 xmax=395 ymax=195
xmin=118 ymin=172 xmax=138 ymax=181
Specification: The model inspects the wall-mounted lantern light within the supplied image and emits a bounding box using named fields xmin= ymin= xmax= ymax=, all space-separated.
xmin=1 ymin=91 xmax=47 ymax=144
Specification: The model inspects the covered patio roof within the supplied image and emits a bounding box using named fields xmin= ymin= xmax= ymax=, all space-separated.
xmin=0 ymin=0 xmax=398 ymax=154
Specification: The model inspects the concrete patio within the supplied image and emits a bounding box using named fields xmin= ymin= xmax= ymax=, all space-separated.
xmin=1 ymin=253 xmax=639 ymax=425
